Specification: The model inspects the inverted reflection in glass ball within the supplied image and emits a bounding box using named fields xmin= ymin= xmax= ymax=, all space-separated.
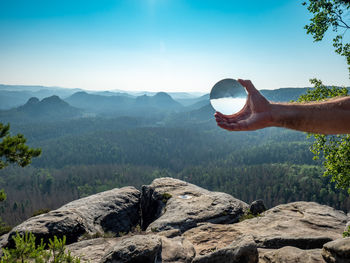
xmin=210 ymin=79 xmax=247 ymax=115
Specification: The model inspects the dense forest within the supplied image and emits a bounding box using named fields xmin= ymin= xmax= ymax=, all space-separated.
xmin=0 ymin=85 xmax=349 ymax=227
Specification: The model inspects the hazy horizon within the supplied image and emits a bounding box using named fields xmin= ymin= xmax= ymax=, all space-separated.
xmin=1 ymin=0 xmax=350 ymax=92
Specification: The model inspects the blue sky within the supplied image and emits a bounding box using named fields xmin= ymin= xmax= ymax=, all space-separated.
xmin=0 ymin=0 xmax=349 ymax=92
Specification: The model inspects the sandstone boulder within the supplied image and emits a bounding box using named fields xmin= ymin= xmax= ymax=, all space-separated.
xmin=259 ymin=247 xmax=325 ymax=263
xmin=68 ymin=238 xmax=120 ymax=262
xmin=6 ymin=187 xmax=140 ymax=246
xmin=101 ymin=235 xmax=162 ymax=263
xmin=192 ymin=235 xmax=258 ymax=263
xmin=250 ymin=200 xmax=266 ymax=215
xmin=158 ymin=236 xmax=196 ymax=263
xmin=322 ymin=237 xmax=350 ymax=263
xmin=141 ymin=177 xmax=248 ymax=233
xmin=68 ymin=235 xmax=195 ymax=263
xmin=184 ymin=202 xmax=348 ymax=258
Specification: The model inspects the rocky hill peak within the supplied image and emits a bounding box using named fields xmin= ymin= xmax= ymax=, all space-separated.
xmin=1 ymin=177 xmax=349 ymax=262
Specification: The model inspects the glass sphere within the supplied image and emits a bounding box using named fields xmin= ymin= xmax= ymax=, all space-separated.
xmin=210 ymin=78 xmax=247 ymax=115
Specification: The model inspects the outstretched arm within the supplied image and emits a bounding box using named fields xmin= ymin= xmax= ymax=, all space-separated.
xmin=215 ymin=79 xmax=350 ymax=135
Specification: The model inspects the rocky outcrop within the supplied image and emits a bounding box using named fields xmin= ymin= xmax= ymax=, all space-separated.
xmin=101 ymin=235 xmax=162 ymax=263
xmin=183 ymin=202 xmax=348 ymax=261
xmin=159 ymin=236 xmax=196 ymax=263
xmin=322 ymin=237 xmax=350 ymax=263
xmin=259 ymin=247 xmax=325 ymax=263
xmin=192 ymin=235 xmax=258 ymax=263
xmin=67 ymin=235 xmax=195 ymax=263
xmin=2 ymin=177 xmax=350 ymax=263
xmin=141 ymin=177 xmax=248 ymax=233
xmin=67 ymin=238 xmax=120 ymax=262
xmin=5 ymin=187 xmax=140 ymax=246
xmin=250 ymin=199 xmax=266 ymax=215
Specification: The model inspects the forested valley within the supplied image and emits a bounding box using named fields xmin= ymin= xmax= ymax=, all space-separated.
xmin=0 ymin=86 xmax=349 ymax=227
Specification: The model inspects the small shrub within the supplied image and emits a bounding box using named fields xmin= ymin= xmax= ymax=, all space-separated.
xmin=81 ymin=231 xmax=116 ymax=240
xmin=161 ymin=193 xmax=172 ymax=203
xmin=239 ymin=209 xmax=261 ymax=222
xmin=0 ymin=219 xmax=11 ymax=236
xmin=151 ymin=227 xmax=158 ymax=233
xmin=132 ymin=224 xmax=142 ymax=234
xmin=103 ymin=231 xmax=116 ymax=238
xmin=32 ymin=208 xmax=51 ymax=217
xmin=1 ymin=232 xmax=81 ymax=263
xmin=343 ymin=225 xmax=350 ymax=238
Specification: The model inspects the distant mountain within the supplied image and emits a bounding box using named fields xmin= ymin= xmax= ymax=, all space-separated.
xmin=260 ymin=88 xmax=309 ymax=102
xmin=0 ymin=85 xmax=83 ymax=109
xmin=65 ymin=91 xmax=134 ymax=114
xmin=178 ymin=94 xmax=210 ymax=109
xmin=135 ymin=92 xmax=183 ymax=110
xmin=66 ymin=91 xmax=183 ymax=117
xmin=110 ymin=89 xmax=206 ymax=99
xmin=0 ymin=95 xmax=82 ymax=123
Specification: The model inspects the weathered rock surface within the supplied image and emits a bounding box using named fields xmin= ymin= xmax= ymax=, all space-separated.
xmin=68 ymin=238 xmax=120 ymax=262
xmin=158 ymin=236 xmax=196 ymax=263
xmin=184 ymin=202 xmax=348 ymax=258
xmin=101 ymin=235 xmax=162 ymax=263
xmin=192 ymin=235 xmax=258 ymax=263
xmin=6 ymin=187 xmax=140 ymax=246
xmin=68 ymin=234 xmax=196 ymax=263
xmin=141 ymin=177 xmax=248 ymax=233
xmin=322 ymin=237 xmax=350 ymax=263
xmin=259 ymin=247 xmax=325 ymax=263
xmin=4 ymin=178 xmax=350 ymax=263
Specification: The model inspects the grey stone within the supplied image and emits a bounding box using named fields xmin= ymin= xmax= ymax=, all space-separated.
xmin=192 ymin=235 xmax=258 ymax=263
xmin=184 ymin=202 xmax=348 ymax=254
xmin=158 ymin=236 xmax=196 ymax=263
xmin=250 ymin=199 xmax=266 ymax=215
xmin=322 ymin=237 xmax=350 ymax=263
xmin=141 ymin=177 xmax=248 ymax=233
xmin=101 ymin=234 xmax=162 ymax=263
xmin=6 ymin=187 xmax=140 ymax=246
xmin=68 ymin=238 xmax=120 ymax=262
xmin=259 ymin=247 xmax=325 ymax=263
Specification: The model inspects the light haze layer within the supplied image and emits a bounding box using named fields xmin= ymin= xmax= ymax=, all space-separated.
xmin=210 ymin=97 xmax=247 ymax=115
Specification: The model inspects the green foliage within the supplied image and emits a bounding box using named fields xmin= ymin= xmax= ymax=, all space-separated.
xmin=132 ymin=224 xmax=142 ymax=234
xmin=297 ymin=79 xmax=350 ymax=192
xmin=303 ymin=0 xmax=350 ymax=74
xmin=0 ymin=218 xmax=11 ymax=236
xmin=32 ymin=208 xmax=51 ymax=217
xmin=0 ymin=189 xmax=6 ymax=202
xmin=151 ymin=227 xmax=158 ymax=233
xmin=0 ymin=123 xmax=41 ymax=170
xmin=343 ymin=225 xmax=350 ymax=237
xmin=161 ymin=192 xmax=172 ymax=203
xmin=239 ymin=209 xmax=261 ymax=222
xmin=1 ymin=232 xmax=80 ymax=263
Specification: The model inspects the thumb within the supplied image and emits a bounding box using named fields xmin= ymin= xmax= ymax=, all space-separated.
xmin=238 ymin=79 xmax=258 ymax=95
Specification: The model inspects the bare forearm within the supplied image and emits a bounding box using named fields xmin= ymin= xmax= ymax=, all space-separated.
xmin=271 ymin=97 xmax=350 ymax=134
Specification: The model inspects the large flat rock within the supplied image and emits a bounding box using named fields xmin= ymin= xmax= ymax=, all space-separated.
xmin=101 ymin=234 xmax=162 ymax=263
xmin=192 ymin=235 xmax=258 ymax=263
xmin=68 ymin=238 xmax=120 ymax=262
xmin=259 ymin=247 xmax=325 ymax=263
xmin=141 ymin=177 xmax=248 ymax=233
xmin=6 ymin=187 xmax=140 ymax=246
xmin=183 ymin=202 xmax=348 ymax=258
xmin=68 ymin=234 xmax=195 ymax=263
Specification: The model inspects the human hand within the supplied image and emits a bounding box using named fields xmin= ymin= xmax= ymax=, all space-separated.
xmin=214 ymin=79 xmax=273 ymax=131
